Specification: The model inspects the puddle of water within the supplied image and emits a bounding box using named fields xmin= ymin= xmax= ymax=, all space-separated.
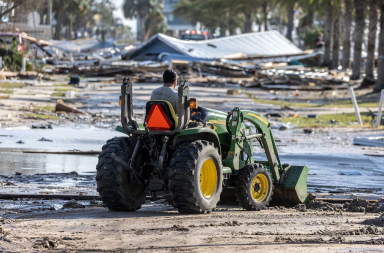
xmin=0 ymin=126 xmax=125 ymax=150
xmin=0 ymin=127 xmax=126 ymax=175
xmin=0 ymin=152 xmax=98 ymax=175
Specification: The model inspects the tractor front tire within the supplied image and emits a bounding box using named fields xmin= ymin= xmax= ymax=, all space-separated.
xmin=236 ymin=163 xmax=273 ymax=211
xmin=169 ymin=141 xmax=223 ymax=214
xmin=96 ymin=137 xmax=146 ymax=211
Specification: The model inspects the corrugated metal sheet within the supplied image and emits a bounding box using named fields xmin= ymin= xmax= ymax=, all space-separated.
xmin=139 ymin=31 xmax=302 ymax=60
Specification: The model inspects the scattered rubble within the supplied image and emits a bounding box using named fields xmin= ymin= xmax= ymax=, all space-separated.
xmin=62 ymin=199 xmax=86 ymax=209
xmin=33 ymin=237 xmax=59 ymax=249
xmin=298 ymin=195 xmax=384 ymax=213
xmin=343 ymin=198 xmax=384 ymax=213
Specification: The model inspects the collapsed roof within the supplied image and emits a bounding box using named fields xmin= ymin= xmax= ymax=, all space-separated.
xmin=128 ymin=31 xmax=303 ymax=61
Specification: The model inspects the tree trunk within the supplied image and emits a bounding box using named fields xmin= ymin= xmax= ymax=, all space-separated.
xmin=220 ymin=27 xmax=226 ymax=37
xmin=374 ymin=3 xmax=384 ymax=92
xmin=144 ymin=26 xmax=152 ymax=41
xmin=68 ymin=19 xmax=73 ymax=40
xmin=351 ymin=0 xmax=367 ymax=80
xmin=262 ymin=0 xmax=268 ymax=31
xmin=365 ymin=0 xmax=379 ymax=80
xmin=342 ymin=0 xmax=353 ymax=69
xmin=287 ymin=6 xmax=295 ymax=41
xmin=243 ymin=13 xmax=252 ymax=33
xmin=137 ymin=14 xmax=145 ymax=41
xmin=322 ymin=0 xmax=333 ymax=67
xmin=54 ymin=11 xmax=65 ymax=40
xmin=331 ymin=2 xmax=341 ymax=69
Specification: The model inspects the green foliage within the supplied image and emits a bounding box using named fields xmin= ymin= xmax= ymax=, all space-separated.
xmin=1 ymin=89 xmax=13 ymax=94
xmin=175 ymin=0 xmax=251 ymax=34
xmin=0 ymin=41 xmax=31 ymax=72
xmin=280 ymin=112 xmax=373 ymax=128
xmin=299 ymin=27 xmax=325 ymax=49
xmin=22 ymin=113 xmax=60 ymax=120
xmin=0 ymin=82 xmax=24 ymax=89
xmin=34 ymin=106 xmax=56 ymax=112
xmin=124 ymin=0 xmax=167 ymax=40
xmin=54 ymin=88 xmax=74 ymax=92
xmin=51 ymin=92 xmax=66 ymax=97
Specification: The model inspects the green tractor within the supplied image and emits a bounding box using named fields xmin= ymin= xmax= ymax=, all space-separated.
xmin=96 ymin=78 xmax=309 ymax=213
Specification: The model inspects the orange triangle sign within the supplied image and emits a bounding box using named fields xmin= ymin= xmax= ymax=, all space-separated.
xmin=145 ymin=104 xmax=172 ymax=131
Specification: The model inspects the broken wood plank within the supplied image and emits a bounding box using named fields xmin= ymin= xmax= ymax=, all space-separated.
xmin=55 ymin=100 xmax=83 ymax=114
xmin=0 ymin=193 xmax=99 ymax=200
xmin=22 ymin=150 xmax=100 ymax=155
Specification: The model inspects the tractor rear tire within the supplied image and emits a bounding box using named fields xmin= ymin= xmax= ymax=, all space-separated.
xmin=96 ymin=137 xmax=146 ymax=211
xmin=236 ymin=163 xmax=273 ymax=211
xmin=169 ymin=141 xmax=223 ymax=214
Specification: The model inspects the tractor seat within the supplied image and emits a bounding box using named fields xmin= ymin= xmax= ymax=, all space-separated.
xmin=144 ymin=100 xmax=178 ymax=131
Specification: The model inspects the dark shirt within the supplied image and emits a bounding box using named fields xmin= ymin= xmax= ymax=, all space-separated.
xmin=316 ymin=38 xmax=324 ymax=48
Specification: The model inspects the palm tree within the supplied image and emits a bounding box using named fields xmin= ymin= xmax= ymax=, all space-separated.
xmin=351 ymin=0 xmax=367 ymax=80
xmin=123 ymin=0 xmax=151 ymax=41
xmin=322 ymin=0 xmax=334 ymax=67
xmin=53 ymin=0 xmax=89 ymax=40
xmin=143 ymin=3 xmax=167 ymax=41
xmin=374 ymin=3 xmax=384 ymax=92
xmin=331 ymin=1 xmax=341 ymax=69
xmin=262 ymin=0 xmax=269 ymax=31
xmin=364 ymin=0 xmax=379 ymax=82
xmin=287 ymin=5 xmax=295 ymax=41
xmin=342 ymin=0 xmax=353 ymax=69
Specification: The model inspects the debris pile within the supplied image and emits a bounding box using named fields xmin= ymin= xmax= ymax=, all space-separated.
xmin=315 ymin=225 xmax=384 ymax=236
xmin=62 ymin=199 xmax=86 ymax=209
xmin=343 ymin=198 xmax=384 ymax=213
xmin=304 ymin=199 xmax=342 ymax=212
xmin=297 ymin=195 xmax=384 ymax=213
xmin=33 ymin=237 xmax=59 ymax=249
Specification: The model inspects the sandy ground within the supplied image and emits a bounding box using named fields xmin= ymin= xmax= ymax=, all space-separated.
xmin=0 ymin=203 xmax=384 ymax=252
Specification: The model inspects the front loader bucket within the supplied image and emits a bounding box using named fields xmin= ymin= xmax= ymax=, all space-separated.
xmin=271 ymin=165 xmax=309 ymax=206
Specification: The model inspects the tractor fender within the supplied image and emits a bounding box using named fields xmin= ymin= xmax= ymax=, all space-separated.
xmin=173 ymin=128 xmax=221 ymax=154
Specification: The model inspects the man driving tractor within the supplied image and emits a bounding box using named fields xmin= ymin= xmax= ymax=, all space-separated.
xmin=150 ymin=69 xmax=178 ymax=113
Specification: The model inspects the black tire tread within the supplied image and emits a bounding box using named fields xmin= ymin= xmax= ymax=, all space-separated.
xmin=236 ymin=163 xmax=273 ymax=211
xmin=96 ymin=137 xmax=145 ymax=211
xmin=169 ymin=140 xmax=222 ymax=214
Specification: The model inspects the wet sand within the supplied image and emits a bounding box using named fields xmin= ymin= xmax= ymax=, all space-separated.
xmin=1 ymin=202 xmax=384 ymax=252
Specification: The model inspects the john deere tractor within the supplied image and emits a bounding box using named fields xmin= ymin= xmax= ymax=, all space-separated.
xmin=96 ymin=78 xmax=309 ymax=213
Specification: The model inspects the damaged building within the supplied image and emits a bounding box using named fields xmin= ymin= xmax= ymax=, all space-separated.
xmin=127 ymin=30 xmax=304 ymax=62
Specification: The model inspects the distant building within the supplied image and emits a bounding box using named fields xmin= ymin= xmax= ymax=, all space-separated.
xmin=164 ymin=0 xmax=195 ymax=38
xmin=128 ymin=31 xmax=303 ymax=61
xmin=0 ymin=0 xmax=52 ymax=40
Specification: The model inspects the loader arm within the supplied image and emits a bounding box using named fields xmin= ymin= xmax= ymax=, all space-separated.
xmin=223 ymin=107 xmax=309 ymax=204
xmin=242 ymin=110 xmax=283 ymax=182
xmin=223 ymin=107 xmax=282 ymax=183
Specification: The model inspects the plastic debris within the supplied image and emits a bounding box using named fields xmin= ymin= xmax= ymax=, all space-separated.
xmin=38 ymin=137 xmax=53 ymax=142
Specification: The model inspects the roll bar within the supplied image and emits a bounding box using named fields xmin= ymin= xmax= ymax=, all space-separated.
xmin=121 ymin=77 xmax=190 ymax=136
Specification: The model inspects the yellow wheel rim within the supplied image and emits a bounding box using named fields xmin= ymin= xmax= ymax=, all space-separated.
xmin=199 ymin=159 xmax=218 ymax=198
xmin=251 ymin=174 xmax=269 ymax=202
xmin=128 ymin=184 xmax=142 ymax=195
